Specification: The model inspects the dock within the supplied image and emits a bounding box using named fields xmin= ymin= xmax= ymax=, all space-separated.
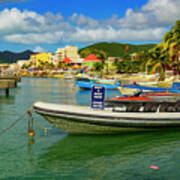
xmin=0 ymin=75 xmax=21 ymax=96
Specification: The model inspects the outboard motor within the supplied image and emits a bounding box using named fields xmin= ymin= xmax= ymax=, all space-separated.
xmin=132 ymin=90 xmax=143 ymax=97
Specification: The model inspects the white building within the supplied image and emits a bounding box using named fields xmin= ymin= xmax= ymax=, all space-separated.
xmin=17 ymin=60 xmax=30 ymax=68
xmin=56 ymin=45 xmax=79 ymax=63
xmin=50 ymin=55 xmax=59 ymax=66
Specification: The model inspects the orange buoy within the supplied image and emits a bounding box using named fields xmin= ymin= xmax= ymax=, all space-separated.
xmin=29 ymin=130 xmax=35 ymax=137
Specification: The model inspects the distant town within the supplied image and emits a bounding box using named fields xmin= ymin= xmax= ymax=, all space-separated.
xmin=0 ymin=19 xmax=179 ymax=80
xmin=0 ymin=43 xmax=133 ymax=78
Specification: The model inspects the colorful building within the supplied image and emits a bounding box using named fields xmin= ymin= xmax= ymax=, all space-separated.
xmin=62 ymin=57 xmax=72 ymax=64
xmin=30 ymin=53 xmax=52 ymax=68
xmin=0 ymin=64 xmax=9 ymax=72
xmin=82 ymin=54 xmax=101 ymax=67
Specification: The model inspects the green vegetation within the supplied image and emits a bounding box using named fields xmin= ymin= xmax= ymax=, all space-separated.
xmin=79 ymin=42 xmax=156 ymax=58
xmin=112 ymin=52 xmax=149 ymax=74
xmin=0 ymin=59 xmax=5 ymax=63
xmin=79 ymin=42 xmax=156 ymax=75
xmin=146 ymin=19 xmax=180 ymax=79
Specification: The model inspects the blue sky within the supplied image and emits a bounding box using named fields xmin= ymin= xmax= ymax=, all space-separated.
xmin=0 ymin=0 xmax=179 ymax=53
xmin=0 ymin=0 xmax=148 ymax=19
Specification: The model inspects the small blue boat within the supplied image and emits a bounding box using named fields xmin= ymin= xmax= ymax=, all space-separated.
xmin=76 ymin=77 xmax=121 ymax=90
xmin=121 ymin=82 xmax=180 ymax=93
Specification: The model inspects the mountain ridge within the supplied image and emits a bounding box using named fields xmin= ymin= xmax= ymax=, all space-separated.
xmin=0 ymin=50 xmax=36 ymax=63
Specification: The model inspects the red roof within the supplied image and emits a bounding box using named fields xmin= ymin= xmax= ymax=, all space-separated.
xmin=109 ymin=58 xmax=115 ymax=62
xmin=83 ymin=54 xmax=101 ymax=62
xmin=62 ymin=57 xmax=72 ymax=63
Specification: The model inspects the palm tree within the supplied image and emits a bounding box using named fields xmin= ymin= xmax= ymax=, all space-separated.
xmin=57 ymin=61 xmax=66 ymax=70
xmin=115 ymin=55 xmax=132 ymax=73
xmin=146 ymin=44 xmax=169 ymax=80
xmin=93 ymin=62 xmax=104 ymax=77
xmin=163 ymin=20 xmax=180 ymax=75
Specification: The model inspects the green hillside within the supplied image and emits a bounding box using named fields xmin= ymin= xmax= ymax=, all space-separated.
xmin=79 ymin=42 xmax=156 ymax=58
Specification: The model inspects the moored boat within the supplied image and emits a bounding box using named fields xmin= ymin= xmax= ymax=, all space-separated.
xmin=33 ymin=101 xmax=180 ymax=135
xmin=76 ymin=77 xmax=121 ymax=90
xmin=136 ymin=81 xmax=158 ymax=86
xmin=140 ymin=91 xmax=180 ymax=99
xmin=119 ymin=82 xmax=180 ymax=94
xmin=53 ymin=74 xmax=64 ymax=78
xmin=105 ymin=92 xmax=180 ymax=112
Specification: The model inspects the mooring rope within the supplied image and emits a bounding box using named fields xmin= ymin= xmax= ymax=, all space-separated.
xmin=0 ymin=105 xmax=33 ymax=137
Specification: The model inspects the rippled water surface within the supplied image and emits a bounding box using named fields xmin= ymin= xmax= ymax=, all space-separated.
xmin=0 ymin=78 xmax=180 ymax=180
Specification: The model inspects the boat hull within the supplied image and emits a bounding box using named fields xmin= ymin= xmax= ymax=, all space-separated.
xmin=76 ymin=81 xmax=119 ymax=90
xmin=76 ymin=78 xmax=121 ymax=90
xmin=33 ymin=102 xmax=180 ymax=135
xmin=121 ymin=82 xmax=180 ymax=93
xmin=42 ymin=115 xmax=153 ymax=134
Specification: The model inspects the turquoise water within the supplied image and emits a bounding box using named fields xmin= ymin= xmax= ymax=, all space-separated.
xmin=0 ymin=78 xmax=180 ymax=179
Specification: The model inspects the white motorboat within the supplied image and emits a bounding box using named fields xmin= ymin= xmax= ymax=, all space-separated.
xmin=33 ymin=101 xmax=180 ymax=135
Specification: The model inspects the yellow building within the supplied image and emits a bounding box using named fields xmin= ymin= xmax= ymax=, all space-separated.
xmin=30 ymin=53 xmax=52 ymax=68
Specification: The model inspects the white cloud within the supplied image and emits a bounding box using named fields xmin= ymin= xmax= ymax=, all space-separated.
xmin=70 ymin=13 xmax=99 ymax=28
xmin=33 ymin=46 xmax=47 ymax=52
xmin=0 ymin=0 xmax=180 ymax=45
xmin=0 ymin=8 xmax=40 ymax=35
xmin=4 ymin=26 xmax=166 ymax=45
xmin=4 ymin=31 xmax=66 ymax=44
xmin=119 ymin=0 xmax=180 ymax=28
xmin=66 ymin=27 xmax=166 ymax=43
xmin=0 ymin=8 xmax=71 ymax=36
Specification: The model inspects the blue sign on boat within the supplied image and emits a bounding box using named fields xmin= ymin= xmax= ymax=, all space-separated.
xmin=91 ymin=86 xmax=105 ymax=110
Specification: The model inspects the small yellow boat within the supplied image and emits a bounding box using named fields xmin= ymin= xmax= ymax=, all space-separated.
xmin=53 ymin=74 xmax=65 ymax=79
xmin=118 ymin=87 xmax=140 ymax=95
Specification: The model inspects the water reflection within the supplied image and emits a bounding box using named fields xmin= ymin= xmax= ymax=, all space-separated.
xmin=36 ymin=129 xmax=180 ymax=179
xmin=41 ymin=129 xmax=180 ymax=161
xmin=0 ymin=96 xmax=15 ymax=105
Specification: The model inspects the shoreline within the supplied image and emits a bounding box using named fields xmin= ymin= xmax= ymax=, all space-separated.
xmin=2 ymin=70 xmax=180 ymax=88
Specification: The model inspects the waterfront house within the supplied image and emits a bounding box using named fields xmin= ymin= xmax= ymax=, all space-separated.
xmin=62 ymin=57 xmax=72 ymax=64
xmin=82 ymin=54 xmax=101 ymax=67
